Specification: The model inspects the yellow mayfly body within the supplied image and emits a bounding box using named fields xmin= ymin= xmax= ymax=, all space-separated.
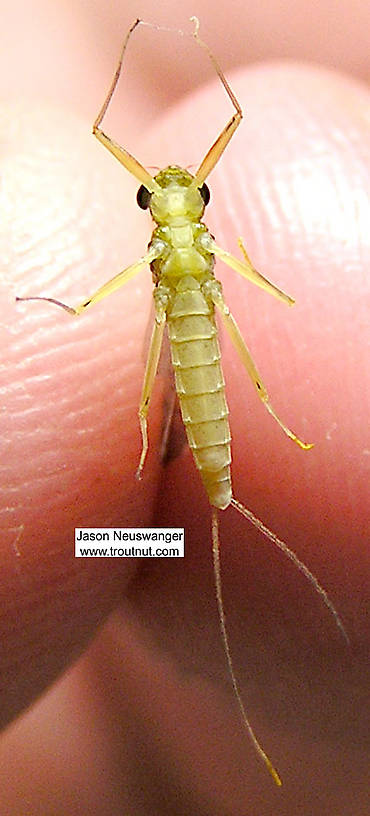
xmin=17 ymin=18 xmax=348 ymax=786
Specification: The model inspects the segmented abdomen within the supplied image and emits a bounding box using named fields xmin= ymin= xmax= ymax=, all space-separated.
xmin=167 ymin=275 xmax=232 ymax=510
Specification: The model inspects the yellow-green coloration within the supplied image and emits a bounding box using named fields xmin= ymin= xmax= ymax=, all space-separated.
xmin=17 ymin=18 xmax=348 ymax=789
xmin=144 ymin=161 xmax=312 ymax=511
xmin=148 ymin=165 xmax=231 ymax=509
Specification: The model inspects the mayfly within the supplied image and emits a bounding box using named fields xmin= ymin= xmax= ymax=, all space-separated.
xmin=17 ymin=18 xmax=348 ymax=786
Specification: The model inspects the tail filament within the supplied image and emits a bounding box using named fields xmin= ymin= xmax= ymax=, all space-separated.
xmin=230 ymin=498 xmax=349 ymax=644
xmin=211 ymin=498 xmax=348 ymax=786
xmin=211 ymin=508 xmax=282 ymax=786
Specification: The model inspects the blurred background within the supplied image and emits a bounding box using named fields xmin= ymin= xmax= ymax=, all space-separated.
xmin=2 ymin=0 xmax=369 ymax=125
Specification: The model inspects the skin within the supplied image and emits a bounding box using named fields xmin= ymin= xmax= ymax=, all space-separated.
xmin=1 ymin=4 xmax=369 ymax=814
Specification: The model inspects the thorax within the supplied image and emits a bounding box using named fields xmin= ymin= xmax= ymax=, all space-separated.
xmin=149 ymin=221 xmax=214 ymax=286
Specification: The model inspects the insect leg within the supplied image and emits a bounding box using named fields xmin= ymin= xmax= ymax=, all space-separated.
xmin=92 ymin=18 xmax=160 ymax=192
xmin=208 ymin=282 xmax=313 ymax=450
xmin=16 ymin=250 xmax=157 ymax=316
xmin=211 ymin=239 xmax=295 ymax=306
xmin=136 ymin=300 xmax=167 ymax=479
xmin=190 ymin=18 xmax=242 ymax=185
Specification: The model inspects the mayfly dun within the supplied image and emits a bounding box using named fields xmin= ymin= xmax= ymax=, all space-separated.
xmin=17 ymin=18 xmax=348 ymax=786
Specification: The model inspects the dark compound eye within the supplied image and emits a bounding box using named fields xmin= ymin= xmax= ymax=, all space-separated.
xmin=136 ymin=185 xmax=151 ymax=209
xmin=199 ymin=182 xmax=210 ymax=206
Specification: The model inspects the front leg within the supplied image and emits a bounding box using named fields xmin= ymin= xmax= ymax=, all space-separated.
xmin=92 ymin=19 xmax=160 ymax=192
